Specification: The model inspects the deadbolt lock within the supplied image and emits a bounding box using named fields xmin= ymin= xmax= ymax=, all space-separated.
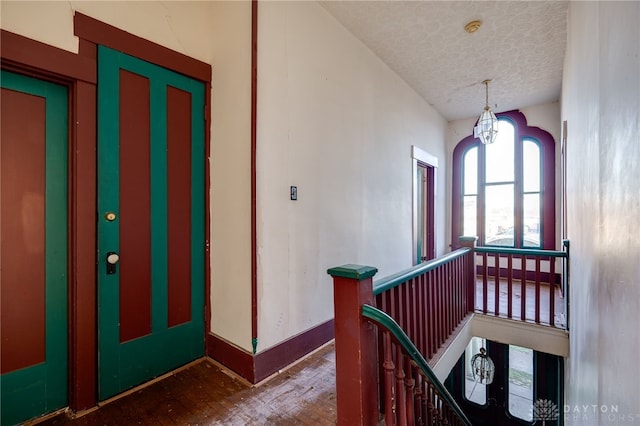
xmin=105 ymin=212 xmax=117 ymax=221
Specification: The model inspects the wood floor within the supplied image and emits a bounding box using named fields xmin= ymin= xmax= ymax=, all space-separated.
xmin=38 ymin=344 xmax=337 ymax=426
xmin=475 ymin=278 xmax=566 ymax=327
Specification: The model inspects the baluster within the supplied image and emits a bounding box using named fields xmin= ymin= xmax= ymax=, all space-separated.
xmin=535 ymin=256 xmax=541 ymax=323
xmin=429 ymin=270 xmax=437 ymax=357
xmin=482 ymin=252 xmax=488 ymax=314
xmin=382 ymin=332 xmax=395 ymax=425
xmin=454 ymin=259 xmax=461 ymax=325
xmin=521 ymin=254 xmax=527 ymax=321
xmin=395 ymin=346 xmax=407 ymax=426
xmin=507 ymin=254 xmax=513 ymax=319
xmin=405 ymin=359 xmax=415 ymax=425
xmin=417 ymin=275 xmax=426 ymax=357
xmin=550 ymin=257 xmax=556 ymax=326
xmin=494 ymin=253 xmax=500 ymax=316
xmin=447 ymin=263 xmax=454 ymax=336
xmin=426 ymin=384 xmax=435 ymax=424
xmin=409 ymin=279 xmax=417 ymax=345
xmin=449 ymin=261 xmax=455 ymax=329
xmin=413 ymin=370 xmax=422 ymax=425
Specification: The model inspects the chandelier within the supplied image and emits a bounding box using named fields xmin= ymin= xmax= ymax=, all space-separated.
xmin=474 ymin=79 xmax=498 ymax=145
xmin=471 ymin=347 xmax=495 ymax=384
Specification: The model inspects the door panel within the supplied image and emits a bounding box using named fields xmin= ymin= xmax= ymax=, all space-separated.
xmin=97 ymin=46 xmax=205 ymax=399
xmin=1 ymin=70 xmax=68 ymax=425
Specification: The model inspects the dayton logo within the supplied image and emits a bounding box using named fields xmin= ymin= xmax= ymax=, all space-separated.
xmin=533 ymin=399 xmax=560 ymax=425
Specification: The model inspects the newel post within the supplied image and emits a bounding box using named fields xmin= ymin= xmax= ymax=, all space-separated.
xmin=459 ymin=236 xmax=477 ymax=313
xmin=328 ymin=264 xmax=379 ymax=426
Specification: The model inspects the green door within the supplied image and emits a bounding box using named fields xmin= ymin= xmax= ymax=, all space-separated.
xmin=1 ymin=71 xmax=68 ymax=425
xmin=97 ymin=46 xmax=205 ymax=399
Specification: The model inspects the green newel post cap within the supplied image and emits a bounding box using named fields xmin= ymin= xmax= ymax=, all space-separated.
xmin=459 ymin=236 xmax=478 ymax=243
xmin=327 ymin=264 xmax=378 ymax=280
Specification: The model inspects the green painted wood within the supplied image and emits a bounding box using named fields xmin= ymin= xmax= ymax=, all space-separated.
xmin=373 ymin=248 xmax=471 ymax=296
xmin=474 ymin=245 xmax=568 ymax=258
xmin=97 ymin=46 xmax=205 ymax=400
xmin=361 ymin=304 xmax=472 ymax=426
xmin=327 ymin=265 xmax=378 ymax=280
xmin=0 ymin=70 xmax=68 ymax=425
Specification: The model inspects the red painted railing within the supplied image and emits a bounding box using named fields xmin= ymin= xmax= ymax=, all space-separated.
xmin=363 ymin=305 xmax=471 ymax=426
xmin=372 ymin=247 xmax=475 ymax=361
xmin=328 ymin=242 xmax=476 ymax=425
xmin=328 ymin=239 xmax=570 ymax=424
xmin=472 ymin=240 xmax=570 ymax=329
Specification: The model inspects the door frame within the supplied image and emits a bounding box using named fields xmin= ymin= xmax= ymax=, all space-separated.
xmin=1 ymin=14 xmax=212 ymax=413
xmin=412 ymin=145 xmax=438 ymax=264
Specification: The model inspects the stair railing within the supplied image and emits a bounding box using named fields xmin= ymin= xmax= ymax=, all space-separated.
xmin=328 ymin=241 xmax=476 ymax=425
xmin=362 ymin=304 xmax=472 ymax=425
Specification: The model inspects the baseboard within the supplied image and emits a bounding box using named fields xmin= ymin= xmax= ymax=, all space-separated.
xmin=206 ymin=319 xmax=335 ymax=384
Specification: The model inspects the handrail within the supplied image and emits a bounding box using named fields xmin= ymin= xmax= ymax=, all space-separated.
xmin=474 ymin=245 xmax=567 ymax=258
xmin=362 ymin=304 xmax=473 ymax=426
xmin=373 ymin=248 xmax=471 ymax=296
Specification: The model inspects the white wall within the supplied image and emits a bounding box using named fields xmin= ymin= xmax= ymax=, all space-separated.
xmin=256 ymin=1 xmax=448 ymax=352
xmin=562 ymin=2 xmax=640 ymax=424
xmin=446 ymin=102 xmax=562 ymax=248
xmin=1 ymin=0 xmax=254 ymax=351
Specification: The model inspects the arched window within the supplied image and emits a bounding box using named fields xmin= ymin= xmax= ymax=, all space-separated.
xmin=452 ymin=110 xmax=556 ymax=249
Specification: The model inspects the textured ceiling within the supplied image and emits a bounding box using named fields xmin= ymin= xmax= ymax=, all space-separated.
xmin=319 ymin=1 xmax=568 ymax=121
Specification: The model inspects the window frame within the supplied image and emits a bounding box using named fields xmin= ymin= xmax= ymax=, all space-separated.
xmin=452 ymin=110 xmax=556 ymax=249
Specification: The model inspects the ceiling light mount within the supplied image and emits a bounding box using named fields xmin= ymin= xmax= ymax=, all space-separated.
xmin=464 ymin=20 xmax=482 ymax=34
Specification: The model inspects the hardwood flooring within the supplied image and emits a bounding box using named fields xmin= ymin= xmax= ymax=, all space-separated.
xmin=475 ymin=278 xmax=566 ymax=327
xmin=38 ymin=344 xmax=337 ymax=426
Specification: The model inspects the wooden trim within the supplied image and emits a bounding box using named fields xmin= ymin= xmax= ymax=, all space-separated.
xmin=250 ymin=0 xmax=259 ymax=353
xmin=204 ymin=81 xmax=212 ymax=349
xmin=254 ymin=319 xmax=334 ymax=383
xmin=0 ymin=30 xmax=95 ymax=83
xmin=206 ymin=335 xmax=256 ymax=382
xmin=73 ymin=13 xmax=210 ymax=83
xmin=451 ymin=110 xmax=556 ymax=250
xmin=207 ymin=319 xmax=335 ymax=384
xmin=69 ymin=80 xmax=97 ymax=411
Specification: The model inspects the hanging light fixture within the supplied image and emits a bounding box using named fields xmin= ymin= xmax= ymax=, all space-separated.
xmin=470 ymin=347 xmax=495 ymax=384
xmin=474 ymin=79 xmax=498 ymax=145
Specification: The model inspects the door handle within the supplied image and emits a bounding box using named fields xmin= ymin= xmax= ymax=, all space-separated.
xmin=106 ymin=252 xmax=119 ymax=275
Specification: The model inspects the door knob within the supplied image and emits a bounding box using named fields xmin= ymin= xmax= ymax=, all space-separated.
xmin=106 ymin=252 xmax=119 ymax=275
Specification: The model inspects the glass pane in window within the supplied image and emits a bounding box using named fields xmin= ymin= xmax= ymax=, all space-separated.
xmin=523 ymin=139 xmax=541 ymax=192
xmin=463 ymin=195 xmax=477 ymax=237
xmin=508 ymin=345 xmax=534 ymax=422
xmin=464 ymin=147 xmax=478 ymax=195
xmin=485 ymin=120 xmax=515 ymax=183
xmin=485 ymin=184 xmax=514 ymax=246
xmin=523 ymin=193 xmax=541 ymax=247
xmin=465 ymin=337 xmax=487 ymax=405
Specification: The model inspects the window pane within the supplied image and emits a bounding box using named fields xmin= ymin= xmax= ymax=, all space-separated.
xmin=485 ymin=120 xmax=515 ymax=183
xmin=463 ymin=195 xmax=477 ymax=237
xmin=523 ymin=193 xmax=541 ymax=247
xmin=508 ymin=345 xmax=534 ymax=422
xmin=465 ymin=337 xmax=487 ymax=405
xmin=485 ymin=184 xmax=514 ymax=246
xmin=523 ymin=139 xmax=541 ymax=192
xmin=464 ymin=147 xmax=478 ymax=195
